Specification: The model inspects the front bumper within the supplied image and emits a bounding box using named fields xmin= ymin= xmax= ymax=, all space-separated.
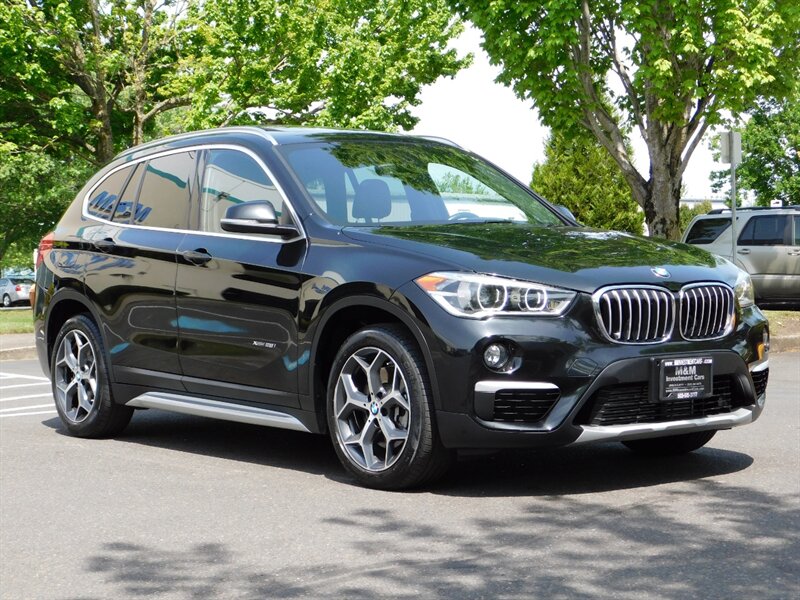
xmin=394 ymin=284 xmax=769 ymax=450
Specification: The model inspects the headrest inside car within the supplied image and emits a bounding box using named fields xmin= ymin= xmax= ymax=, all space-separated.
xmin=352 ymin=179 xmax=392 ymax=221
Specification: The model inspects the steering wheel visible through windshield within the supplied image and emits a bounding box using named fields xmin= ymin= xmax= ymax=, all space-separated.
xmin=277 ymin=139 xmax=564 ymax=227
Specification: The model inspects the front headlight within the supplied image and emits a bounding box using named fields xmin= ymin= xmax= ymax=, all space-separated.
xmin=734 ymin=269 xmax=754 ymax=308
xmin=415 ymin=272 xmax=576 ymax=318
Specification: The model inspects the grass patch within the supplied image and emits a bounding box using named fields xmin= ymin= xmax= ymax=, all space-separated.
xmin=0 ymin=308 xmax=34 ymax=334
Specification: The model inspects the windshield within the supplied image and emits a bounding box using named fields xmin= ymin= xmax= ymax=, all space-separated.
xmin=278 ymin=140 xmax=563 ymax=227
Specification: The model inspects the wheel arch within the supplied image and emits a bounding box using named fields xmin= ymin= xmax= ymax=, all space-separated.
xmin=45 ymin=290 xmax=106 ymax=371
xmin=308 ymin=294 xmax=440 ymax=428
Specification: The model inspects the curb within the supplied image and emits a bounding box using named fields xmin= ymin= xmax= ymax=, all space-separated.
xmin=770 ymin=334 xmax=800 ymax=354
xmin=0 ymin=346 xmax=37 ymax=362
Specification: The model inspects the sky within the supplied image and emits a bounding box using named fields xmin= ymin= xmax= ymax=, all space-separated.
xmin=411 ymin=26 xmax=724 ymax=200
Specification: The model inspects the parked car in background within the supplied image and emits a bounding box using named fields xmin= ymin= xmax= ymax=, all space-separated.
xmin=682 ymin=206 xmax=800 ymax=306
xmin=33 ymin=127 xmax=770 ymax=489
xmin=0 ymin=277 xmax=34 ymax=307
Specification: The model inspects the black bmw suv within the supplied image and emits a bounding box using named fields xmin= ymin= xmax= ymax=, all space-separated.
xmin=33 ymin=127 xmax=769 ymax=489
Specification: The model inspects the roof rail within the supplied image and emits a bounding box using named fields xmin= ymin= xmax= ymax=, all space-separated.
xmin=415 ymin=135 xmax=463 ymax=149
xmin=707 ymin=206 xmax=799 ymax=214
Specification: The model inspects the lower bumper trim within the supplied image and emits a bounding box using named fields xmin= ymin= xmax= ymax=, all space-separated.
xmin=571 ymin=407 xmax=755 ymax=445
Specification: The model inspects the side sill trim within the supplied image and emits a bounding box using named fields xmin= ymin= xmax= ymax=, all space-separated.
xmin=126 ymin=392 xmax=311 ymax=433
xmin=571 ymin=407 xmax=755 ymax=445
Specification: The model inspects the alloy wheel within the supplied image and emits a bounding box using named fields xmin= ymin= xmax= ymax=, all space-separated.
xmin=54 ymin=330 xmax=98 ymax=423
xmin=333 ymin=346 xmax=411 ymax=472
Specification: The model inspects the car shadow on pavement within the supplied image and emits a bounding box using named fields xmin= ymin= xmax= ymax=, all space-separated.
xmin=44 ymin=411 xmax=753 ymax=497
xmin=42 ymin=410 xmax=346 ymax=480
xmin=76 ymin=475 xmax=799 ymax=599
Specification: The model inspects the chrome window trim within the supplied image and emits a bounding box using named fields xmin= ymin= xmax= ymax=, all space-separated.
xmin=678 ymin=282 xmax=736 ymax=341
xmin=81 ymin=143 xmax=306 ymax=244
xmin=592 ymin=284 xmax=676 ymax=345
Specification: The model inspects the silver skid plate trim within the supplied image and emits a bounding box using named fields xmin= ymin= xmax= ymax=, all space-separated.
xmin=126 ymin=392 xmax=310 ymax=433
xmin=572 ymin=407 xmax=755 ymax=445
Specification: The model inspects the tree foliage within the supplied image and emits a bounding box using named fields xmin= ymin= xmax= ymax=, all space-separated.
xmin=0 ymin=142 xmax=92 ymax=264
xmin=711 ymin=97 xmax=800 ymax=206
xmin=531 ymin=133 xmax=643 ymax=234
xmin=1 ymin=0 xmax=467 ymax=164
xmin=451 ymin=0 xmax=800 ymax=239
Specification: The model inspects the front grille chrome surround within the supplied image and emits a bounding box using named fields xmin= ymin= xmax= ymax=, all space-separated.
xmin=593 ymin=282 xmax=736 ymax=345
xmin=593 ymin=285 xmax=676 ymax=344
xmin=679 ymin=283 xmax=736 ymax=341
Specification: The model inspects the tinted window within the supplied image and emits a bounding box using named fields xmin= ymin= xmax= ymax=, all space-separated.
xmin=738 ymin=215 xmax=789 ymax=246
xmin=135 ymin=152 xmax=196 ymax=229
xmin=199 ymin=149 xmax=285 ymax=233
xmin=86 ymin=166 xmax=134 ymax=220
xmin=684 ymin=218 xmax=730 ymax=244
xmin=111 ymin=163 xmax=143 ymax=224
xmin=795 ymin=215 xmax=800 ymax=245
xmin=279 ymin=141 xmax=562 ymax=226
xmin=10 ymin=278 xmax=33 ymax=285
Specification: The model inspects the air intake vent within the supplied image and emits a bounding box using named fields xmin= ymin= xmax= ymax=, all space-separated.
xmin=679 ymin=284 xmax=735 ymax=340
xmin=594 ymin=286 xmax=675 ymax=344
xmin=492 ymin=388 xmax=560 ymax=423
xmin=751 ymin=368 xmax=769 ymax=397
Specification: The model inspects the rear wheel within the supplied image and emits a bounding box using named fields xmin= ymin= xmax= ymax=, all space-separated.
xmin=622 ymin=430 xmax=716 ymax=455
xmin=327 ymin=324 xmax=453 ymax=489
xmin=51 ymin=314 xmax=133 ymax=437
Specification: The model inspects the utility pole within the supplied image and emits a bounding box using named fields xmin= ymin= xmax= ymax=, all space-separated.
xmin=720 ymin=131 xmax=742 ymax=261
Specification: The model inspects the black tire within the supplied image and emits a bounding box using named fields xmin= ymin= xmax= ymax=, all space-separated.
xmin=326 ymin=324 xmax=453 ymax=490
xmin=2 ymin=294 xmax=10 ymax=308
xmin=50 ymin=314 xmax=133 ymax=438
xmin=621 ymin=430 xmax=716 ymax=455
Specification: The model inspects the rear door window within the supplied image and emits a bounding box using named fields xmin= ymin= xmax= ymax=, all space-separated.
xmin=738 ymin=215 xmax=790 ymax=246
xmin=684 ymin=218 xmax=730 ymax=244
xmin=135 ymin=151 xmax=197 ymax=229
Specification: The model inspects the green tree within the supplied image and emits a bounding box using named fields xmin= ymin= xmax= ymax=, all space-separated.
xmin=0 ymin=142 xmax=92 ymax=263
xmin=679 ymin=199 xmax=713 ymax=232
xmin=531 ymin=133 xmax=643 ymax=234
xmin=711 ymin=97 xmax=800 ymax=205
xmin=450 ymin=0 xmax=800 ymax=239
xmin=1 ymin=0 xmax=468 ymax=164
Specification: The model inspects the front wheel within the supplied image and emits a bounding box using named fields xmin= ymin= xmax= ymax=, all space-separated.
xmin=51 ymin=314 xmax=133 ymax=437
xmin=327 ymin=324 xmax=453 ymax=489
xmin=622 ymin=430 xmax=716 ymax=455
xmin=2 ymin=294 xmax=11 ymax=308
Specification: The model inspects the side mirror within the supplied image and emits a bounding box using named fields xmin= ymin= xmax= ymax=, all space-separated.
xmin=554 ymin=204 xmax=579 ymax=223
xmin=220 ymin=200 xmax=299 ymax=238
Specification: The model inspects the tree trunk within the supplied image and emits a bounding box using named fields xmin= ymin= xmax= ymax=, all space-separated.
xmin=644 ymin=173 xmax=682 ymax=239
xmin=92 ymin=98 xmax=115 ymax=164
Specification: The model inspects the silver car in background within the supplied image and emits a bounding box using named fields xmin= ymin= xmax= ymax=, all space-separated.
xmin=0 ymin=277 xmax=33 ymax=307
xmin=682 ymin=206 xmax=800 ymax=306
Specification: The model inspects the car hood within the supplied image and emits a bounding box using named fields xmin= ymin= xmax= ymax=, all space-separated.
xmin=342 ymin=223 xmax=738 ymax=294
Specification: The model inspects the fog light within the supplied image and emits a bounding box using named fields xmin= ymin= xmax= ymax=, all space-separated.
xmin=483 ymin=343 xmax=510 ymax=369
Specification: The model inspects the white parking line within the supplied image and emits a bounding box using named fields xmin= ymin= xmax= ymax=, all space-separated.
xmin=0 ymin=382 xmax=50 ymax=389
xmin=0 ymin=410 xmax=57 ymax=418
xmin=0 ymin=404 xmax=54 ymax=413
xmin=0 ymin=393 xmax=53 ymax=403
xmin=0 ymin=372 xmax=49 ymax=381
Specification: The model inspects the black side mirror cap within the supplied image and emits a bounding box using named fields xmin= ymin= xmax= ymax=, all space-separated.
xmin=220 ymin=200 xmax=300 ymax=238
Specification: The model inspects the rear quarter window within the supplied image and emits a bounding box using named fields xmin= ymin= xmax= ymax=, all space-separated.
xmin=684 ymin=218 xmax=730 ymax=244
xmin=86 ymin=166 xmax=135 ymax=220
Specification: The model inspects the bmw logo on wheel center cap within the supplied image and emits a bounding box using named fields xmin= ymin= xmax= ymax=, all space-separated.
xmin=370 ymin=402 xmax=379 ymax=415
xmin=651 ymin=267 xmax=671 ymax=279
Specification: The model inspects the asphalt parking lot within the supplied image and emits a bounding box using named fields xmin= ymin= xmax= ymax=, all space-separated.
xmin=1 ymin=354 xmax=798 ymax=599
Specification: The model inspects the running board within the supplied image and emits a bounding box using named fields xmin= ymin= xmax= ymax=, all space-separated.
xmin=126 ymin=392 xmax=311 ymax=433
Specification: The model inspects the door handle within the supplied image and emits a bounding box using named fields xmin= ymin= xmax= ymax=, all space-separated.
xmin=92 ymin=238 xmax=115 ymax=252
xmin=737 ymin=248 xmax=750 ymax=255
xmin=182 ymin=248 xmax=212 ymax=265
